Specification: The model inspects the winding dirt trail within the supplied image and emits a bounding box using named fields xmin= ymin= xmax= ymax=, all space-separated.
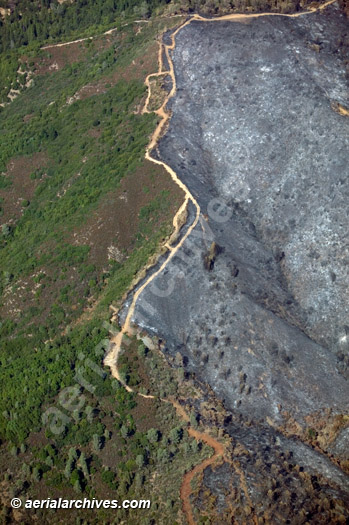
xmin=41 ymin=27 xmax=118 ymax=50
xmin=105 ymin=0 xmax=337 ymax=399
xmin=180 ymin=436 xmax=224 ymax=525
xmin=103 ymin=1 xmax=337 ymax=522
xmin=171 ymin=400 xmax=225 ymax=525
xmin=105 ymin=0 xmax=337 ymax=387
xmin=104 ymin=22 xmax=203 ymax=386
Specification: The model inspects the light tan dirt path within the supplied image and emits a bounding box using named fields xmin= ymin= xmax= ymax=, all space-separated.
xmin=105 ymin=0 xmax=337 ymax=410
xmin=103 ymin=2 xmax=337 ymax=522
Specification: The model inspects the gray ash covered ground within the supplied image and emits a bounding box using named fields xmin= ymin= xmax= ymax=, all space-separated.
xmin=124 ymin=5 xmax=349 ymax=521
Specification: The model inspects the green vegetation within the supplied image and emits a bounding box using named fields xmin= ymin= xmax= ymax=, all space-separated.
xmin=0 ymin=0 xmax=336 ymax=104
xmin=0 ymin=11 xmax=180 ymax=440
xmin=0 ymin=0 xmax=332 ymax=63
xmin=0 ymin=174 xmax=12 ymax=189
xmin=0 ymin=322 xmax=211 ymax=522
xmin=0 ymin=0 xmax=168 ymax=53
xmin=0 ymin=320 xmax=108 ymax=443
xmin=1 ymin=75 xmax=153 ymax=274
xmin=0 ymin=20 xmax=173 ymax=336
xmin=0 ymin=6 xmax=210 ymax=522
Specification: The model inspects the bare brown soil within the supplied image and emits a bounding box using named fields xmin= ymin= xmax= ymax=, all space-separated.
xmin=71 ymin=160 xmax=183 ymax=269
xmin=131 ymin=395 xmax=160 ymax=432
xmin=71 ymin=41 xmax=159 ymax=103
xmin=1 ymin=34 xmax=183 ymax=328
xmin=331 ymin=101 xmax=349 ymax=116
xmin=26 ymin=32 xmax=117 ymax=76
xmin=0 ymin=152 xmax=49 ymax=225
xmin=23 ymin=42 xmax=85 ymax=76
xmin=28 ymin=30 xmax=158 ymax=106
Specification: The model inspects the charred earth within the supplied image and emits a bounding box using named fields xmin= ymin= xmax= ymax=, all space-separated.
xmin=122 ymin=5 xmax=349 ymax=522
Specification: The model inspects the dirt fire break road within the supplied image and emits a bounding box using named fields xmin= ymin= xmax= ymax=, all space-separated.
xmin=172 ymin=400 xmax=226 ymax=525
xmin=104 ymin=2 xmax=338 ymax=523
xmin=105 ymin=0 xmax=337 ymax=390
xmin=104 ymin=1 xmax=338 ymax=522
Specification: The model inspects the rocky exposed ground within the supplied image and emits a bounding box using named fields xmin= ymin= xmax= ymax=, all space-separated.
xmin=122 ymin=5 xmax=349 ymax=520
